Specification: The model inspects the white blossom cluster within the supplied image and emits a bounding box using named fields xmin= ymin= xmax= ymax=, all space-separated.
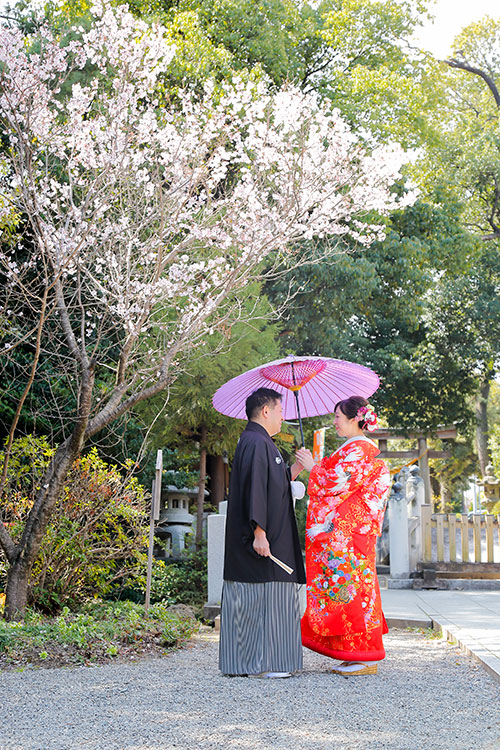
xmin=0 ymin=2 xmax=412 ymax=369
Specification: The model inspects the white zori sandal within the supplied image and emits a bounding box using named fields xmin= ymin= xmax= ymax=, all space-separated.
xmin=331 ymin=661 xmax=378 ymax=677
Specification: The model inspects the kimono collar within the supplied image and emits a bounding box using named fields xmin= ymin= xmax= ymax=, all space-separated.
xmin=245 ymin=421 xmax=274 ymax=439
xmin=245 ymin=421 xmax=282 ymax=453
xmin=335 ymin=435 xmax=380 ymax=459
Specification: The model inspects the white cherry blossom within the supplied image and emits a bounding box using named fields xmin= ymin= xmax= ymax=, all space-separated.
xmin=0 ymin=2 xmax=413 ymax=421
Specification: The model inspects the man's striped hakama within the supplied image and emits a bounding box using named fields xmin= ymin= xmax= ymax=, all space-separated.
xmin=219 ymin=580 xmax=303 ymax=676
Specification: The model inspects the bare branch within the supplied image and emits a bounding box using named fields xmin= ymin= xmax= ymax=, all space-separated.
xmin=445 ymin=58 xmax=500 ymax=108
xmin=0 ymin=286 xmax=49 ymax=497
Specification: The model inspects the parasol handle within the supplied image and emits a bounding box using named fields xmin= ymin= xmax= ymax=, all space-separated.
xmin=290 ymin=360 xmax=305 ymax=447
xmin=293 ymin=389 xmax=305 ymax=447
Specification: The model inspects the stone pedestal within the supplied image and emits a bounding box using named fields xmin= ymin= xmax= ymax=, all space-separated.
xmin=389 ymin=480 xmax=410 ymax=578
xmin=406 ymin=466 xmax=425 ymax=573
xmin=206 ymin=500 xmax=227 ymax=610
xmin=479 ymin=463 xmax=500 ymax=512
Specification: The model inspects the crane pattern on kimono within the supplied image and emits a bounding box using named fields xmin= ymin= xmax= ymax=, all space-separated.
xmin=305 ymin=438 xmax=391 ymax=633
xmin=307 ymin=441 xmax=391 ymax=537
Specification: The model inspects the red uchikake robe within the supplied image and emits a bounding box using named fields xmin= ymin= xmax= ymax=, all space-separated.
xmin=301 ymin=437 xmax=391 ymax=662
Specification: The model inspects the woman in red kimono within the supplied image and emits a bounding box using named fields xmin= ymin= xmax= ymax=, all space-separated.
xmin=296 ymin=396 xmax=391 ymax=676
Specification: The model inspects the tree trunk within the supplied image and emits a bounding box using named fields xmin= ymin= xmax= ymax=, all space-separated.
xmin=439 ymin=481 xmax=452 ymax=512
xmin=4 ymin=559 xmax=30 ymax=621
xmin=3 ymin=364 xmax=95 ymax=621
xmin=196 ymin=426 xmax=207 ymax=551
xmin=4 ymin=441 xmax=82 ymax=620
xmin=475 ymin=378 xmax=491 ymax=477
xmin=207 ymin=454 xmax=225 ymax=508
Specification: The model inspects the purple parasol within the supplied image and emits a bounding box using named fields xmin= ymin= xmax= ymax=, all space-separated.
xmin=212 ymin=355 xmax=380 ymax=445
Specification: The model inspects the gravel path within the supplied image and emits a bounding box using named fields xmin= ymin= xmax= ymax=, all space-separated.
xmin=0 ymin=629 xmax=499 ymax=750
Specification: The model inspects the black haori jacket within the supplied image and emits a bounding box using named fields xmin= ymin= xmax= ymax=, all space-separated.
xmin=223 ymin=421 xmax=306 ymax=584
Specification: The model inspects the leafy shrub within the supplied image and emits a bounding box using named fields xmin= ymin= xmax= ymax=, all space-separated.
xmin=0 ymin=599 xmax=198 ymax=668
xmin=1 ymin=436 xmax=209 ymax=614
xmin=1 ymin=437 xmax=148 ymax=612
xmin=0 ymin=434 xmax=55 ymax=526
xmin=0 ymin=434 xmax=55 ymax=596
xmin=130 ymin=548 xmax=208 ymax=608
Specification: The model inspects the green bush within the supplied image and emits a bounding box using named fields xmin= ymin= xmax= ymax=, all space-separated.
xmin=0 ymin=599 xmax=198 ymax=667
xmin=1 ymin=437 xmax=148 ymax=612
xmin=1 ymin=436 xmax=210 ymax=615
xmin=0 ymin=434 xmax=56 ymax=596
xmin=131 ymin=548 xmax=208 ymax=608
xmin=0 ymin=434 xmax=55 ymax=526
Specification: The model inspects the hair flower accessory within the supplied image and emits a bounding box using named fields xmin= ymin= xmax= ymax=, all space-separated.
xmin=356 ymin=404 xmax=378 ymax=432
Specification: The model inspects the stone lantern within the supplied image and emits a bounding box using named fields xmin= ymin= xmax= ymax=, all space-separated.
xmin=154 ymin=485 xmax=196 ymax=559
xmin=478 ymin=464 xmax=500 ymax=512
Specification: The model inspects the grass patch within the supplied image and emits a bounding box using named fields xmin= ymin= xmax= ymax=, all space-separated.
xmin=406 ymin=625 xmax=443 ymax=640
xmin=0 ymin=599 xmax=198 ymax=670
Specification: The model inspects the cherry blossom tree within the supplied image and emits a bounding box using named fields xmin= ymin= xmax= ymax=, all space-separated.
xmin=0 ymin=2 xmax=409 ymax=619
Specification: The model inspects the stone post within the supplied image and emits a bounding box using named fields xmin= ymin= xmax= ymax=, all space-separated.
xmin=418 ymin=437 xmax=433 ymax=509
xmin=406 ymin=465 xmax=425 ymax=573
xmin=389 ymin=477 xmax=410 ymax=578
xmin=206 ymin=501 xmax=227 ymax=615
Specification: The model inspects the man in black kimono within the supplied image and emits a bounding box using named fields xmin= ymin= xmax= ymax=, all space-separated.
xmin=219 ymin=387 xmax=310 ymax=678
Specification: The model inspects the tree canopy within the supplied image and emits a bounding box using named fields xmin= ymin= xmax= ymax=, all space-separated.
xmin=0 ymin=1 xmax=407 ymax=617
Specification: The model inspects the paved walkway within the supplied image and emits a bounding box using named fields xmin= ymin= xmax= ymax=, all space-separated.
xmin=382 ymin=589 xmax=500 ymax=684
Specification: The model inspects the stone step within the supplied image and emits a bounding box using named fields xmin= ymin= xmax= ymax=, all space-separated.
xmin=413 ymin=578 xmax=500 ymax=591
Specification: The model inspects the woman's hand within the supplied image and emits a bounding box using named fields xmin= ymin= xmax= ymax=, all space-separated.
xmin=295 ymin=447 xmax=315 ymax=473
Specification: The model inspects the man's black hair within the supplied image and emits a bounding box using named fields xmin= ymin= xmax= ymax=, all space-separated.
xmin=245 ymin=387 xmax=282 ymax=420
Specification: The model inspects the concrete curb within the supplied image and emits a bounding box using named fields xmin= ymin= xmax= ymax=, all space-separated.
xmin=387 ymin=613 xmax=500 ymax=684
xmin=383 ymin=589 xmax=500 ymax=686
xmin=430 ymin=616 xmax=500 ymax=686
xmin=386 ymin=616 xmax=432 ymax=629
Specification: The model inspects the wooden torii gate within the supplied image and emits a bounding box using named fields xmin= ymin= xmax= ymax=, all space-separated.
xmin=371 ymin=426 xmax=457 ymax=511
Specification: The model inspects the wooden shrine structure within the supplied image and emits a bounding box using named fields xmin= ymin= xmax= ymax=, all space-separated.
xmin=371 ymin=425 xmax=457 ymax=511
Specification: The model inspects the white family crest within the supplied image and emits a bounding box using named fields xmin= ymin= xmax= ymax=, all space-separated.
xmin=275 ymin=456 xmax=282 ymax=464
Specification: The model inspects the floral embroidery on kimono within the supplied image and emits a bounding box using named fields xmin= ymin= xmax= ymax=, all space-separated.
xmin=301 ymin=437 xmax=391 ymax=662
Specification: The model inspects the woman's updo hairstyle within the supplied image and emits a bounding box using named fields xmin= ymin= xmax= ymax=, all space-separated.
xmin=334 ymin=396 xmax=370 ymax=429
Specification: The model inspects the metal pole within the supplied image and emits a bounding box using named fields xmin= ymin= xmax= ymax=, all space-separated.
xmin=290 ymin=361 xmax=305 ymax=447
xmin=293 ymin=391 xmax=305 ymax=447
